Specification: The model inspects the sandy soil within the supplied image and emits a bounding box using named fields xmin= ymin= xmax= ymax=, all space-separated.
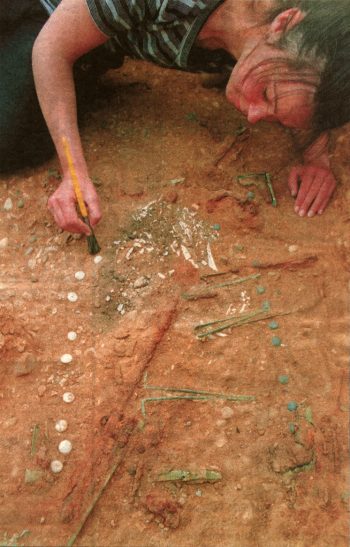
xmin=0 ymin=59 xmax=349 ymax=547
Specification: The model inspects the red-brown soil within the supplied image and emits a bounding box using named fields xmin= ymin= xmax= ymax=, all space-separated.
xmin=0 ymin=59 xmax=349 ymax=547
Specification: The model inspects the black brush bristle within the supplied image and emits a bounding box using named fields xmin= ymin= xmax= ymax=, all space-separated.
xmin=87 ymin=233 xmax=101 ymax=255
xmin=83 ymin=217 xmax=101 ymax=255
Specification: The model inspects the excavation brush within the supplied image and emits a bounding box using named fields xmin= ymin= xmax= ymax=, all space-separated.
xmin=62 ymin=136 xmax=101 ymax=255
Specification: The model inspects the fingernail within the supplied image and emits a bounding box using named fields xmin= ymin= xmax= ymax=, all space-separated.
xmin=294 ymin=206 xmax=299 ymax=213
xmin=299 ymin=209 xmax=305 ymax=217
xmin=318 ymin=210 xmax=323 ymax=215
xmin=308 ymin=210 xmax=315 ymax=218
xmin=291 ymin=191 xmax=297 ymax=197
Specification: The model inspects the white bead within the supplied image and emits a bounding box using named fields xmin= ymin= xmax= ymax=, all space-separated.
xmin=58 ymin=440 xmax=72 ymax=454
xmin=50 ymin=460 xmax=63 ymax=473
xmin=93 ymin=255 xmax=103 ymax=264
xmin=55 ymin=419 xmax=68 ymax=433
xmin=63 ymin=392 xmax=75 ymax=403
xmin=74 ymin=271 xmax=85 ymax=281
xmin=60 ymin=354 xmax=72 ymax=364
xmin=67 ymin=292 xmax=78 ymax=302
xmin=67 ymin=331 xmax=77 ymax=341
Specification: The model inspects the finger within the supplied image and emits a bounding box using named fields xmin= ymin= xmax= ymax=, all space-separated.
xmin=51 ymin=205 xmax=66 ymax=231
xmin=297 ymin=176 xmax=323 ymax=216
xmin=309 ymin=179 xmax=336 ymax=216
xmin=288 ymin=166 xmax=302 ymax=197
xmin=64 ymin=216 xmax=91 ymax=234
xmin=294 ymin=171 xmax=315 ymax=214
xmin=307 ymin=182 xmax=329 ymax=216
xmin=48 ymin=195 xmax=91 ymax=234
xmin=85 ymin=195 xmax=102 ymax=227
xmin=48 ymin=196 xmax=65 ymax=228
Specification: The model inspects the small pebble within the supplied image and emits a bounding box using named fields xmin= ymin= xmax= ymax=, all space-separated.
xmin=37 ymin=385 xmax=46 ymax=397
xmin=262 ymin=300 xmax=270 ymax=311
xmin=25 ymin=468 xmax=42 ymax=484
xmin=94 ymin=255 xmax=103 ymax=264
xmin=50 ymin=460 xmax=63 ymax=473
xmin=105 ymin=295 xmax=111 ymax=301
xmin=55 ymin=419 xmax=68 ymax=433
xmin=67 ymin=292 xmax=78 ymax=302
xmin=0 ymin=237 xmax=8 ymax=250
xmin=74 ymin=271 xmax=85 ymax=281
xmin=288 ymin=245 xmax=298 ymax=253
xmin=278 ymin=375 xmax=289 ymax=385
xmin=272 ymin=336 xmax=282 ymax=347
xmin=58 ymin=439 xmax=72 ymax=455
xmin=212 ymin=223 xmax=221 ymax=231
xmin=256 ymin=285 xmax=265 ymax=295
xmin=246 ymin=191 xmax=255 ymax=201
xmin=289 ymin=423 xmax=296 ymax=433
xmin=215 ymin=436 xmax=227 ymax=448
xmin=63 ymin=392 xmax=75 ymax=403
xmin=67 ymin=331 xmax=77 ymax=341
xmin=60 ymin=354 xmax=73 ymax=364
xmin=3 ymin=198 xmax=13 ymax=211
xmin=287 ymin=401 xmax=298 ymax=412
xmin=133 ymin=276 xmax=149 ymax=289
xmin=17 ymin=199 xmax=25 ymax=209
xmin=221 ymin=406 xmax=234 ymax=419
xmin=195 ymin=489 xmax=202 ymax=497
xmin=268 ymin=320 xmax=279 ymax=330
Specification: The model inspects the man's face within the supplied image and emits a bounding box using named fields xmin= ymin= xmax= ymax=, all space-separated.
xmin=226 ymin=40 xmax=316 ymax=129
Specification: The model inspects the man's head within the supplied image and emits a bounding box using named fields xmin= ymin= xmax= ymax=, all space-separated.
xmin=226 ymin=0 xmax=350 ymax=138
xmin=226 ymin=6 xmax=321 ymax=131
xmin=271 ymin=0 xmax=350 ymax=136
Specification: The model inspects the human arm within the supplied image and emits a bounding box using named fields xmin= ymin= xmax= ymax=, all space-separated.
xmin=32 ymin=0 xmax=109 ymax=233
xmin=288 ymin=131 xmax=336 ymax=217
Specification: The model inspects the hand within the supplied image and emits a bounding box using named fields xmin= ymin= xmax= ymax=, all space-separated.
xmin=288 ymin=164 xmax=337 ymax=217
xmin=47 ymin=176 xmax=101 ymax=233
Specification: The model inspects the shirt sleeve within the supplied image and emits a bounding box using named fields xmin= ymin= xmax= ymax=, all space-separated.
xmin=85 ymin=0 xmax=146 ymax=37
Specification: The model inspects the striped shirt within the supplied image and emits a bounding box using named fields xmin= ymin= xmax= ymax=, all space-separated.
xmin=39 ymin=0 xmax=233 ymax=72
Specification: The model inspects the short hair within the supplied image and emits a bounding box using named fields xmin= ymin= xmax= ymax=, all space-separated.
xmin=269 ymin=0 xmax=350 ymax=136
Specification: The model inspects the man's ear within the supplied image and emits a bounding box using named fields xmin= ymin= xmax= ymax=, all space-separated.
xmin=268 ymin=8 xmax=305 ymax=42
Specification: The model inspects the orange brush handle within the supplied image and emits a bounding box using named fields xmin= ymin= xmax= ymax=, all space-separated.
xmin=62 ymin=136 xmax=88 ymax=218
